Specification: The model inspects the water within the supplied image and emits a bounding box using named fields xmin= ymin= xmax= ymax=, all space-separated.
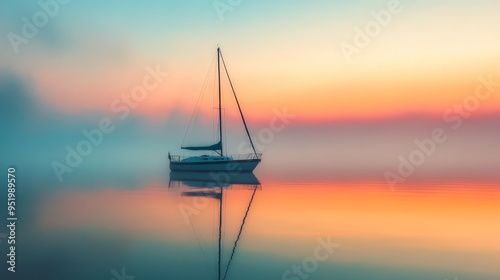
xmin=2 ymin=167 xmax=500 ymax=280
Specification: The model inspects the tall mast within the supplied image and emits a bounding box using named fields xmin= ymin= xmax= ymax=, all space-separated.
xmin=217 ymin=186 xmax=223 ymax=280
xmin=217 ymin=47 xmax=223 ymax=156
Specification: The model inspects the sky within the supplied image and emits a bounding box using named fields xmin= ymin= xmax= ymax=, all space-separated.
xmin=1 ymin=0 xmax=500 ymax=182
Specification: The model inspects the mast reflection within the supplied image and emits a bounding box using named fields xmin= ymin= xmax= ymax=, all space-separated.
xmin=169 ymin=171 xmax=261 ymax=280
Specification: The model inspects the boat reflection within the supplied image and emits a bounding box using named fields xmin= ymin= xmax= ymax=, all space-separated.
xmin=169 ymin=171 xmax=261 ymax=280
xmin=169 ymin=171 xmax=260 ymax=188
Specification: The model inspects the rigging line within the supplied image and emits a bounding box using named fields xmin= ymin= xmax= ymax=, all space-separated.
xmin=213 ymin=193 xmax=218 ymax=275
xmin=222 ymin=186 xmax=258 ymax=280
xmin=222 ymin=97 xmax=227 ymax=156
xmin=213 ymin=60 xmax=219 ymax=155
xmin=219 ymin=51 xmax=258 ymax=156
xmin=217 ymin=186 xmax=223 ymax=280
xmin=182 ymin=52 xmax=217 ymax=146
xmin=182 ymin=195 xmax=216 ymax=280
xmin=220 ymin=69 xmax=228 ymax=155
xmin=213 ymin=63 xmax=217 ymax=151
xmin=208 ymin=193 xmax=218 ymax=280
xmin=207 ymin=191 xmax=217 ymax=280
xmin=185 ymin=197 xmax=214 ymax=280
xmin=222 ymin=184 xmax=227 ymax=252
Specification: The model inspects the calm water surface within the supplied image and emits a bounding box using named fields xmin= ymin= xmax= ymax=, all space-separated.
xmin=3 ymin=168 xmax=500 ymax=280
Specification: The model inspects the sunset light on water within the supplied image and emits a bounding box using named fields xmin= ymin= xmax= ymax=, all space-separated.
xmin=1 ymin=1 xmax=499 ymax=279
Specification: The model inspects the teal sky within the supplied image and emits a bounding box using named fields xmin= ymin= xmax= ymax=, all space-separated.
xmin=1 ymin=0 xmax=500 ymax=182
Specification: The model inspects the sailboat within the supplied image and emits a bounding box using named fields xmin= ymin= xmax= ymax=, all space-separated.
xmin=169 ymin=47 xmax=261 ymax=172
xmin=170 ymin=172 xmax=260 ymax=280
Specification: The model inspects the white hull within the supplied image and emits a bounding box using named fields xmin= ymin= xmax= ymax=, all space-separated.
xmin=170 ymin=159 xmax=260 ymax=172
